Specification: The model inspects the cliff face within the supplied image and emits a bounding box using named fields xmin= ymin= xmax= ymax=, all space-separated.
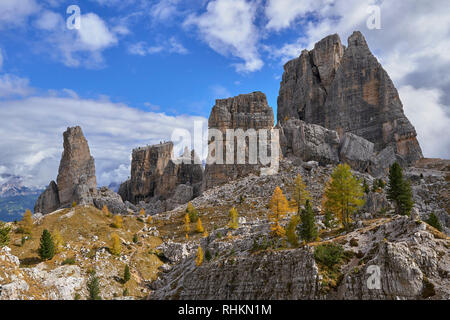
xmin=204 ymin=92 xmax=275 ymax=188
xmin=118 ymin=142 xmax=203 ymax=207
xmin=277 ymin=32 xmax=423 ymax=165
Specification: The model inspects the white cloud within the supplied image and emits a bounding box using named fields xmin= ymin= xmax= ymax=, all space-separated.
xmin=34 ymin=11 xmax=120 ymax=68
xmin=184 ymin=0 xmax=263 ymax=72
xmin=0 ymin=74 xmax=34 ymax=98
xmin=128 ymin=37 xmax=188 ymax=56
xmin=151 ymin=0 xmax=181 ymax=21
xmin=265 ymin=0 xmax=325 ymax=31
xmin=399 ymin=86 xmax=450 ymax=159
xmin=0 ymin=93 xmax=207 ymax=187
xmin=0 ymin=0 xmax=40 ymax=29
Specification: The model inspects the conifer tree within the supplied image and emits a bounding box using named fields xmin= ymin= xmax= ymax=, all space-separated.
xmin=21 ymin=209 xmax=33 ymax=234
xmin=52 ymin=229 xmax=64 ymax=253
xmin=186 ymin=202 xmax=199 ymax=222
xmin=299 ymin=200 xmax=318 ymax=242
xmin=123 ymin=264 xmax=131 ymax=283
xmin=112 ymin=215 xmax=123 ymax=228
xmin=228 ymin=207 xmax=239 ymax=229
xmin=324 ymin=209 xmax=335 ymax=229
xmin=110 ymin=233 xmax=121 ymax=256
xmin=291 ymin=174 xmax=311 ymax=214
xmin=102 ymin=205 xmax=110 ymax=217
xmin=324 ymin=164 xmax=365 ymax=230
xmin=426 ymin=212 xmax=442 ymax=232
xmin=195 ymin=246 xmax=204 ymax=266
xmin=196 ymin=218 xmax=204 ymax=233
xmin=286 ymin=215 xmax=300 ymax=247
xmin=87 ymin=270 xmax=101 ymax=300
xmin=0 ymin=221 xmax=11 ymax=247
xmin=184 ymin=213 xmax=191 ymax=233
xmin=387 ymin=163 xmax=414 ymax=216
xmin=38 ymin=229 xmax=55 ymax=260
xmin=362 ymin=179 xmax=370 ymax=194
xmin=268 ymin=186 xmax=289 ymax=237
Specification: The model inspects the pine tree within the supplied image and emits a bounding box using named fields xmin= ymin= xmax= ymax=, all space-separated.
xmin=110 ymin=233 xmax=121 ymax=256
xmin=52 ymin=230 xmax=64 ymax=253
xmin=299 ymin=200 xmax=318 ymax=242
xmin=362 ymin=179 xmax=370 ymax=194
xmin=228 ymin=207 xmax=239 ymax=229
xmin=184 ymin=213 xmax=191 ymax=233
xmin=112 ymin=215 xmax=123 ymax=228
xmin=426 ymin=212 xmax=442 ymax=232
xmin=38 ymin=229 xmax=55 ymax=260
xmin=268 ymin=186 xmax=289 ymax=237
xmin=291 ymin=174 xmax=311 ymax=214
xmin=196 ymin=218 xmax=204 ymax=233
xmin=324 ymin=164 xmax=365 ymax=230
xmin=87 ymin=270 xmax=101 ymax=300
xmin=387 ymin=163 xmax=414 ymax=216
xmin=21 ymin=209 xmax=33 ymax=234
xmin=123 ymin=264 xmax=131 ymax=283
xmin=286 ymin=215 xmax=300 ymax=247
xmin=0 ymin=221 xmax=11 ymax=247
xmin=195 ymin=246 xmax=204 ymax=266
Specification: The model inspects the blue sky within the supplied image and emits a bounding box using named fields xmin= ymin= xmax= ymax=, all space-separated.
xmin=0 ymin=0 xmax=449 ymax=188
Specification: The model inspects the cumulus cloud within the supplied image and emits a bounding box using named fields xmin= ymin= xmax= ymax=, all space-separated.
xmin=128 ymin=37 xmax=188 ymax=56
xmin=0 ymin=94 xmax=207 ymax=188
xmin=265 ymin=0 xmax=324 ymax=31
xmin=0 ymin=0 xmax=40 ymax=29
xmin=33 ymin=11 xmax=120 ymax=68
xmin=184 ymin=0 xmax=263 ymax=72
xmin=151 ymin=0 xmax=181 ymax=21
xmin=399 ymin=86 xmax=450 ymax=159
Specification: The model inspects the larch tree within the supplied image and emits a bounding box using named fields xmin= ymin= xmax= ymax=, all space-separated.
xmin=196 ymin=217 xmax=204 ymax=233
xmin=112 ymin=215 xmax=123 ymax=229
xmin=387 ymin=163 xmax=414 ymax=216
xmin=147 ymin=215 xmax=152 ymax=224
xmin=139 ymin=208 xmax=146 ymax=217
xmin=110 ymin=233 xmax=121 ymax=256
xmin=324 ymin=164 xmax=365 ymax=230
xmin=186 ymin=202 xmax=199 ymax=222
xmin=184 ymin=213 xmax=191 ymax=233
xmin=102 ymin=205 xmax=110 ymax=217
xmin=195 ymin=246 xmax=204 ymax=266
xmin=286 ymin=215 xmax=300 ymax=247
xmin=228 ymin=207 xmax=239 ymax=230
xmin=52 ymin=230 xmax=64 ymax=253
xmin=291 ymin=174 xmax=311 ymax=215
xmin=21 ymin=209 xmax=33 ymax=234
xmin=268 ymin=186 xmax=289 ymax=237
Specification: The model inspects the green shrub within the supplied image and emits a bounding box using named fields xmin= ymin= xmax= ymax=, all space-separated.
xmin=314 ymin=243 xmax=344 ymax=269
xmin=62 ymin=257 xmax=76 ymax=265
xmin=426 ymin=212 xmax=442 ymax=232
xmin=133 ymin=234 xmax=138 ymax=243
xmin=205 ymin=250 xmax=212 ymax=261
xmin=0 ymin=221 xmax=11 ymax=247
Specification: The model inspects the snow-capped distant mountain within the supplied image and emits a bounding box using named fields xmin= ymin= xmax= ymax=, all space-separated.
xmin=0 ymin=174 xmax=42 ymax=198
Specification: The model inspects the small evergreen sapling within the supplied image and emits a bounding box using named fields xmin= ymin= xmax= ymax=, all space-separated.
xmin=38 ymin=229 xmax=55 ymax=260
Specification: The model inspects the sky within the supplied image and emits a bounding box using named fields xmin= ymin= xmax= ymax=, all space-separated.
xmin=0 ymin=0 xmax=449 ymax=188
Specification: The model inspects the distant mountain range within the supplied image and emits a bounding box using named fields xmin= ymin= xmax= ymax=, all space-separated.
xmin=0 ymin=174 xmax=43 ymax=222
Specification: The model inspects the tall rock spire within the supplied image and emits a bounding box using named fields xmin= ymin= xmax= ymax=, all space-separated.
xmin=277 ymin=31 xmax=423 ymax=166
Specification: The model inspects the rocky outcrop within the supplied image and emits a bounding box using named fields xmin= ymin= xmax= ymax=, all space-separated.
xmin=118 ymin=142 xmax=203 ymax=212
xmin=93 ymin=187 xmax=129 ymax=215
xmin=277 ymin=31 xmax=423 ymax=166
xmin=279 ymin=119 xmax=340 ymax=165
xmin=57 ymin=126 xmax=97 ymax=207
xmin=34 ymin=181 xmax=60 ymax=214
xmin=339 ymin=133 xmax=375 ymax=172
xmin=34 ymin=126 xmax=97 ymax=213
xmin=204 ymin=92 xmax=275 ymax=188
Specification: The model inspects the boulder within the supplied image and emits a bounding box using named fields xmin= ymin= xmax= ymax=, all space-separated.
xmin=34 ymin=181 xmax=60 ymax=214
xmin=339 ymin=132 xmax=374 ymax=172
xmin=93 ymin=187 xmax=128 ymax=215
xmin=279 ymin=119 xmax=340 ymax=165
